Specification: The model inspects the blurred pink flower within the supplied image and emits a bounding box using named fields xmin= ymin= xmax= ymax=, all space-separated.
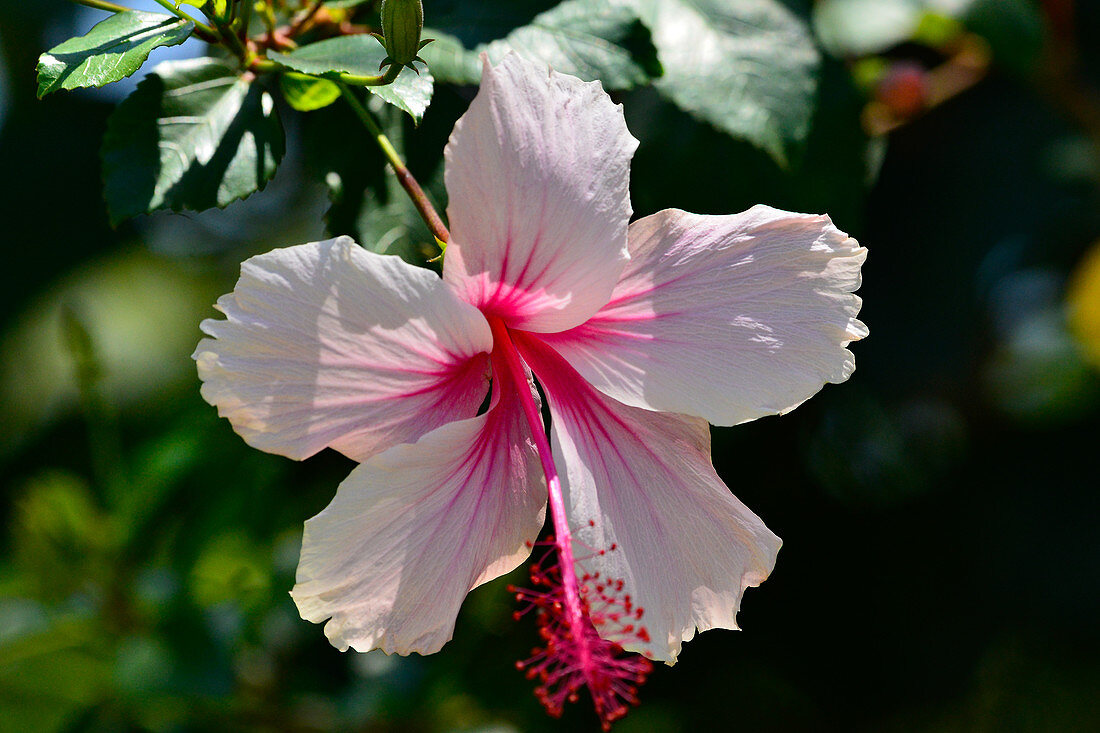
xmin=193 ymin=53 xmax=867 ymax=669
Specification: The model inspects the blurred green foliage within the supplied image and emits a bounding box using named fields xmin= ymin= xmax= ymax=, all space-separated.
xmin=2 ymin=1 xmax=1099 ymax=732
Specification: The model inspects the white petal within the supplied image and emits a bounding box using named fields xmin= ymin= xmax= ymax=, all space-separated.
xmin=291 ymin=349 xmax=547 ymax=655
xmin=442 ymin=53 xmax=637 ymax=333
xmin=541 ymin=206 xmax=868 ymax=425
xmin=516 ymin=333 xmax=781 ymax=663
xmin=194 ymin=237 xmax=493 ymax=462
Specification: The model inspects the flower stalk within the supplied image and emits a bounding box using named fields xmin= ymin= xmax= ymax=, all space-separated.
xmin=339 ymin=84 xmax=449 ymax=247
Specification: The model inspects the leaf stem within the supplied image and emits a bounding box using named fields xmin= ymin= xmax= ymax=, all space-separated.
xmin=67 ymin=0 xmax=132 ymax=13
xmin=221 ymin=21 xmax=252 ymax=60
xmin=253 ymin=63 xmax=403 ymax=86
xmin=149 ymin=0 xmax=218 ymax=37
xmin=338 ymin=63 xmax=403 ymax=87
xmin=339 ymin=84 xmax=449 ymax=246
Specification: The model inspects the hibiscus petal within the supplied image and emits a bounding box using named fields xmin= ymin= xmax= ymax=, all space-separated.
xmin=516 ymin=333 xmax=781 ymax=663
xmin=291 ymin=349 xmax=546 ymax=655
xmin=442 ymin=53 xmax=637 ymax=333
xmin=194 ymin=237 xmax=493 ymax=462
xmin=540 ymin=206 xmax=868 ymax=425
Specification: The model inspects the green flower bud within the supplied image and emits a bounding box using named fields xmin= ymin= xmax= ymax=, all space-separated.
xmin=380 ymin=0 xmax=425 ymax=68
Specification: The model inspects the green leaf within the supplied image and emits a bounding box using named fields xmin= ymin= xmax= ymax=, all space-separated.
xmin=420 ymin=0 xmax=662 ymax=89
xmin=429 ymin=0 xmax=562 ymax=45
xmin=272 ymin=36 xmax=434 ymax=123
xmin=35 ymin=11 xmax=194 ymax=98
xmin=280 ymin=72 xmax=342 ymax=111
xmin=632 ymin=0 xmax=820 ymax=167
xmin=101 ymin=58 xmax=285 ymax=224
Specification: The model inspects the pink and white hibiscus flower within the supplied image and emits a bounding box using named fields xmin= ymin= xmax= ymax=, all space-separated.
xmin=194 ymin=52 xmax=866 ymax=716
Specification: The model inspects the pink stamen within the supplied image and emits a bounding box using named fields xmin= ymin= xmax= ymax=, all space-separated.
xmin=489 ymin=318 xmax=652 ymax=730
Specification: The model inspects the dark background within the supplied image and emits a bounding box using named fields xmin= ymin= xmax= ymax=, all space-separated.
xmin=1 ymin=1 xmax=1098 ymax=731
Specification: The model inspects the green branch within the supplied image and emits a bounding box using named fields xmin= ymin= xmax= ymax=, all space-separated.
xmin=149 ymin=0 xmax=218 ymax=37
xmin=217 ymin=17 xmax=252 ymax=60
xmin=67 ymin=0 xmax=132 ymax=13
xmin=236 ymin=0 xmax=253 ymax=40
xmin=339 ymin=85 xmax=449 ymax=247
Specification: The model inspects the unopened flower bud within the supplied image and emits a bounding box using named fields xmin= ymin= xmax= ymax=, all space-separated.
xmin=379 ymin=0 xmax=429 ymax=70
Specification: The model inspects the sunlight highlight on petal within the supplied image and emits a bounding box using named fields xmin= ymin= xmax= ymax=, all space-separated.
xmin=291 ymin=347 xmax=547 ymax=655
xmin=443 ymin=53 xmax=636 ymax=333
xmin=541 ymin=206 xmax=867 ymax=425
xmin=194 ymin=237 xmax=493 ymax=462
xmin=516 ymin=333 xmax=782 ymax=663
